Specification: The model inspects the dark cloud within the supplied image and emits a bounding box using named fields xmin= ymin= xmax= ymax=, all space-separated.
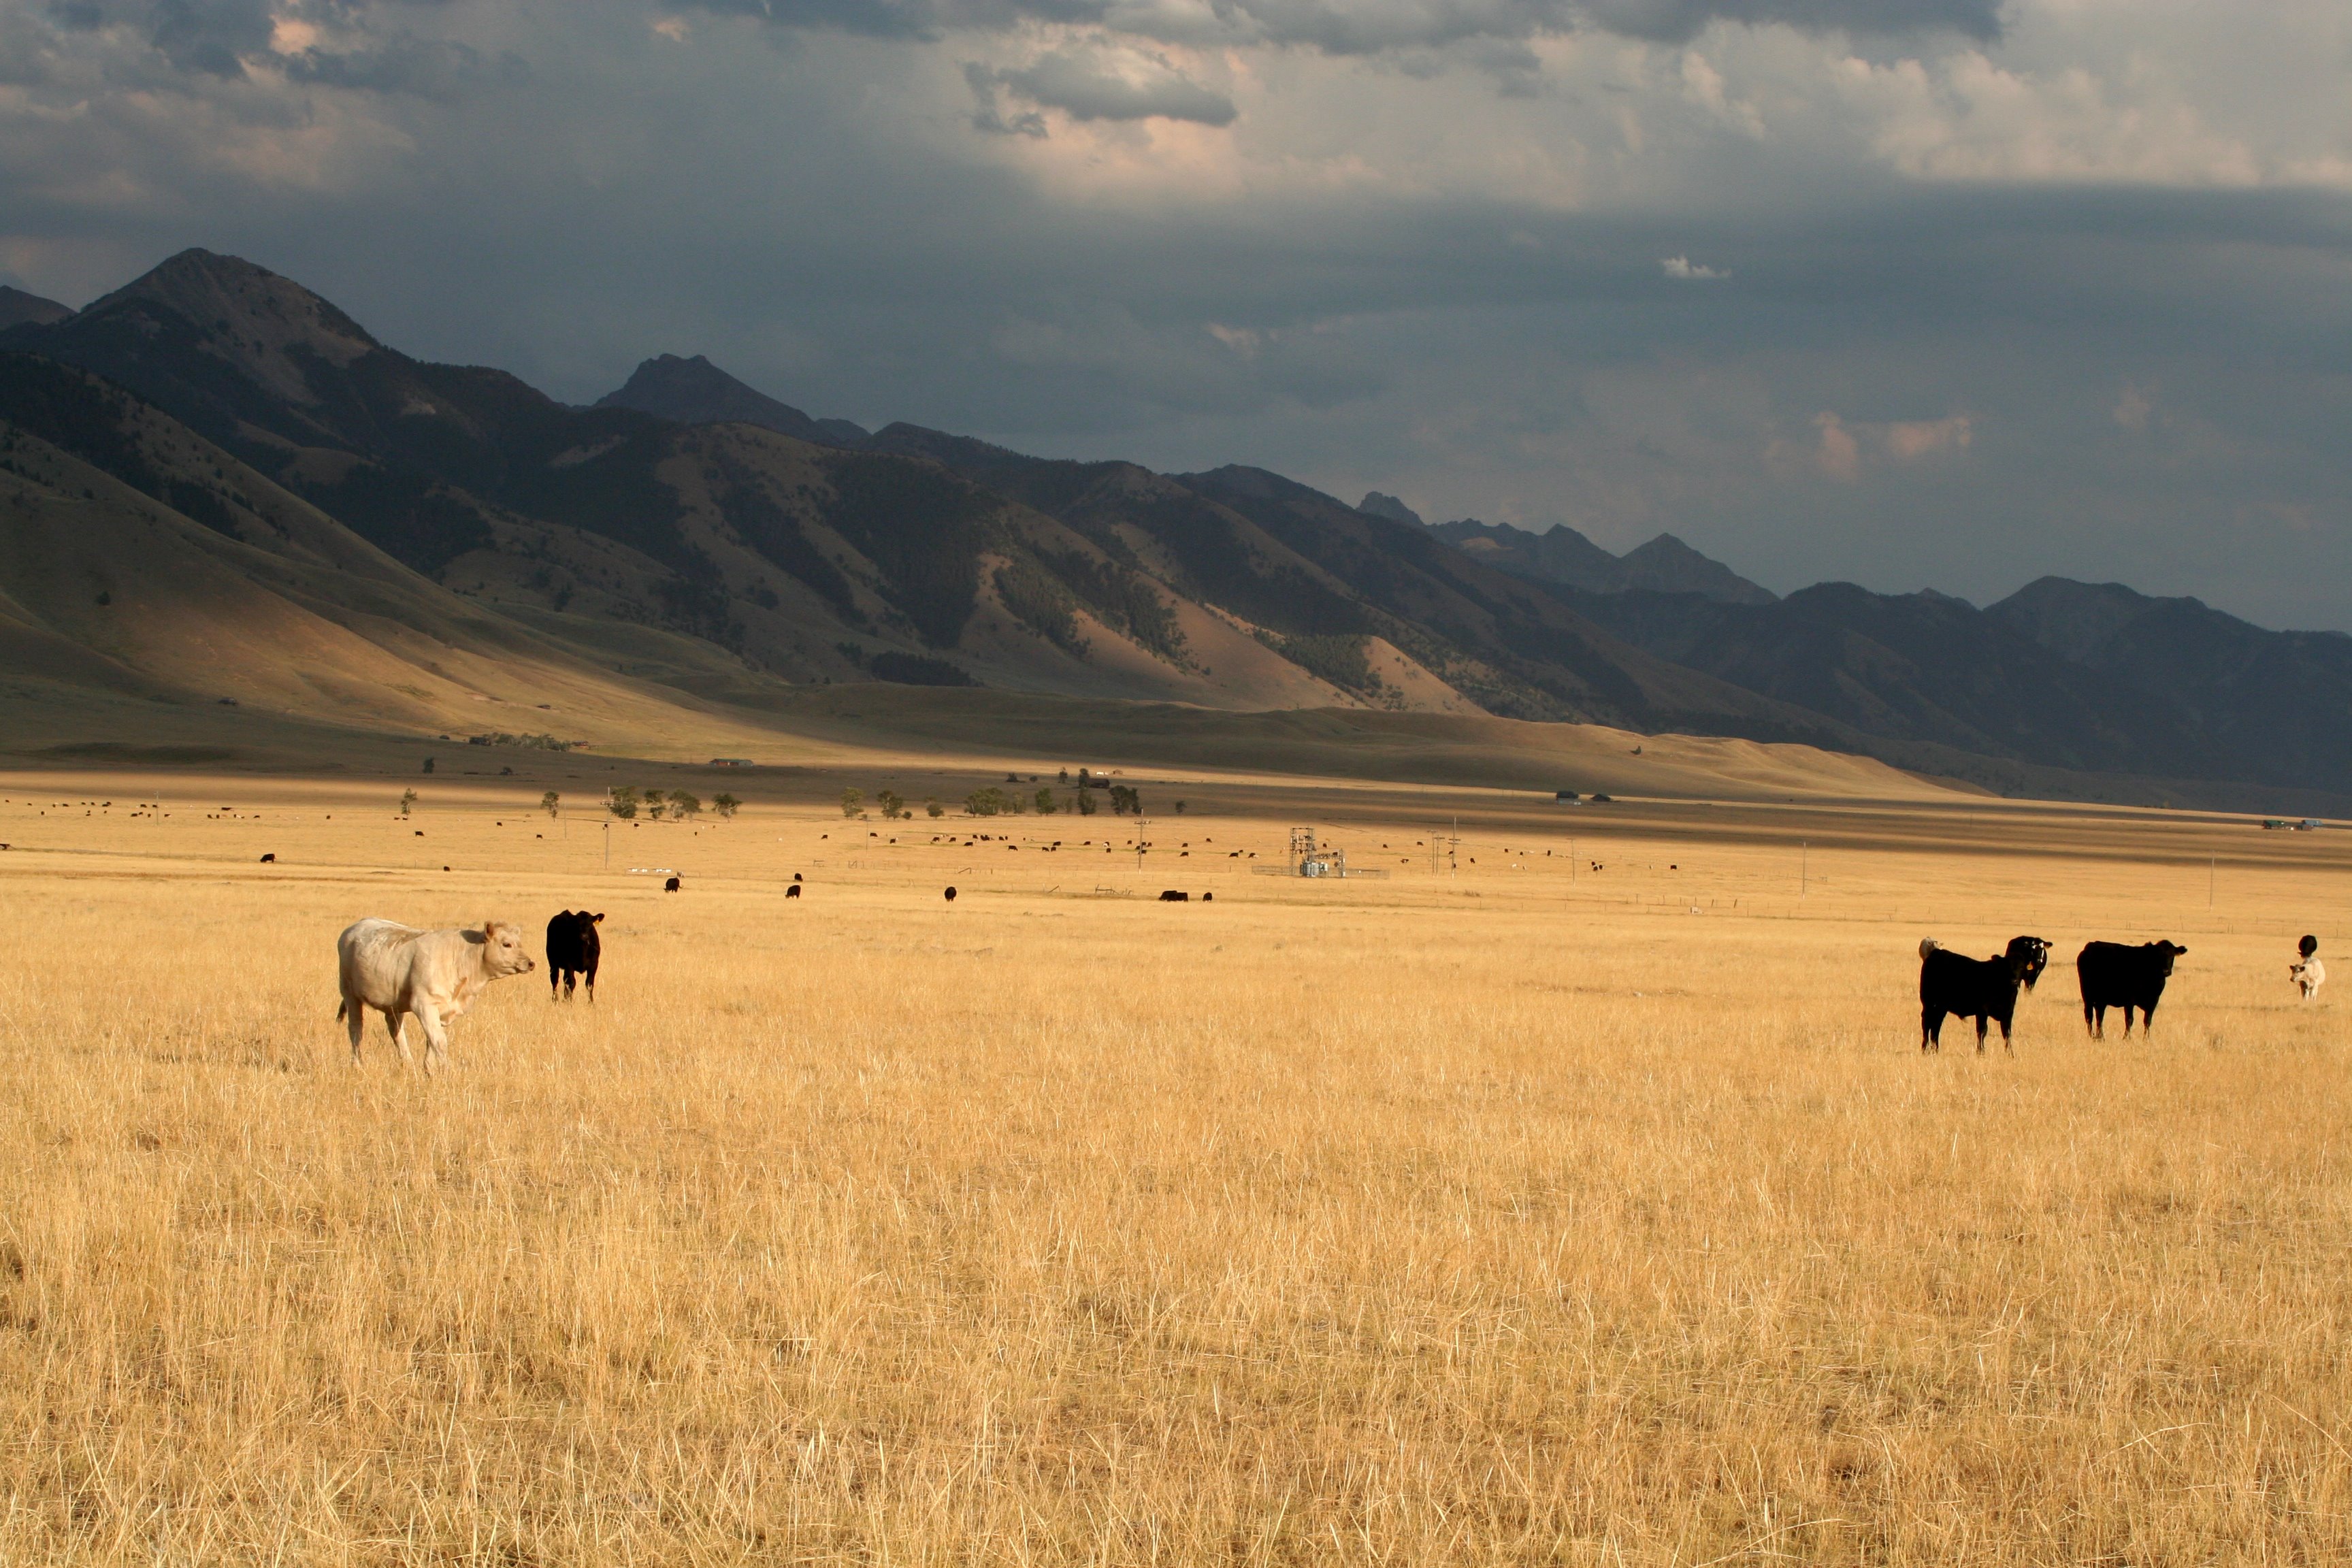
xmin=283 ymin=39 xmax=525 ymax=99
xmin=59 ymin=0 xmax=276 ymax=76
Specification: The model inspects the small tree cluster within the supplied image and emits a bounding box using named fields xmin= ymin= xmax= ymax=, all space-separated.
xmin=877 ymin=790 xmax=909 ymax=820
xmin=713 ymin=793 xmax=740 ymax=819
xmin=840 ymin=788 xmax=864 ymax=819
xmin=964 ymin=787 xmax=1028 ymax=816
xmin=398 ymin=788 xmax=418 ymax=817
xmin=1075 ymin=788 xmax=1097 ymax=816
xmin=606 ymin=786 xmax=638 ymax=820
xmin=540 ymin=790 xmax=561 ymax=817
xmin=1108 ymin=784 xmax=1141 ymax=815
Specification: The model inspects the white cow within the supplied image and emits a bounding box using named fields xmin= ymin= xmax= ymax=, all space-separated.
xmin=2293 ymin=934 xmax=2325 ymax=1002
xmin=336 ymin=917 xmax=536 ymax=1073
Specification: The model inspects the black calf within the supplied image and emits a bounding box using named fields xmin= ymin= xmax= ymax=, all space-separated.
xmin=2076 ymin=940 xmax=2187 ymax=1039
xmin=1919 ymin=935 xmax=2051 ymax=1054
xmin=546 ymin=909 xmax=604 ymax=1002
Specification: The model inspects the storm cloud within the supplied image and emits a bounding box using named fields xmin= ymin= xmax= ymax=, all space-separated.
xmin=2 ymin=0 xmax=2350 ymax=630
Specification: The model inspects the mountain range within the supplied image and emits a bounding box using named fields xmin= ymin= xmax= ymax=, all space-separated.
xmin=1 ymin=248 xmax=2342 ymax=810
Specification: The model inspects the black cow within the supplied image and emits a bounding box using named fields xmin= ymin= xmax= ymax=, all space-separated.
xmin=785 ymin=883 xmax=801 ymax=899
xmin=1919 ymin=935 xmax=2051 ymax=1054
xmin=2076 ymin=940 xmax=2187 ymax=1038
xmin=1159 ymin=889 xmax=1190 ymax=902
xmin=546 ymin=910 xmax=604 ymax=1002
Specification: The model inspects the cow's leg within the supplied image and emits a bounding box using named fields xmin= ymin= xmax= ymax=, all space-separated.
xmin=585 ymin=958 xmax=597 ymax=1004
xmin=344 ymin=997 xmax=365 ymax=1065
xmin=385 ymin=1008 xmax=414 ymax=1066
xmin=1921 ymin=1006 xmax=1944 ymax=1051
xmin=1997 ymin=1012 xmax=2014 ymax=1055
xmin=2139 ymin=1000 xmax=2157 ymax=1037
xmin=415 ymin=1004 xmax=453 ymax=1077
xmin=1974 ymin=1013 xmax=1990 ymax=1054
xmin=2122 ymin=1005 xmax=2137 ymax=1039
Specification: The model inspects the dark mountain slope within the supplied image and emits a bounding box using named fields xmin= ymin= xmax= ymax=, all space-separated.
xmin=0 ymin=286 xmax=69 ymax=331
xmin=1558 ymin=578 xmax=2352 ymax=790
xmin=596 ymin=353 xmax=870 ymax=446
xmin=1989 ymin=578 xmax=2352 ymax=788
xmin=0 ymin=352 xmax=781 ymax=741
xmin=870 ymin=427 xmax=1838 ymax=732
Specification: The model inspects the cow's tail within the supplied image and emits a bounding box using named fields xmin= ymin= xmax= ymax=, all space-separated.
xmin=335 ymin=998 xmax=347 ymax=1023
xmin=1918 ymin=938 xmax=1941 ymax=962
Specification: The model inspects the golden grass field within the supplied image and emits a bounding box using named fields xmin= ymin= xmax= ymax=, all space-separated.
xmin=3 ymin=753 xmax=2350 ymax=1565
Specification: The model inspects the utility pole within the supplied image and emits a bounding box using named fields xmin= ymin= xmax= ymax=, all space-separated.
xmin=1801 ymin=840 xmax=1808 ymax=898
xmin=602 ymin=819 xmax=610 ymax=871
xmin=2209 ymin=855 xmax=2215 ymax=907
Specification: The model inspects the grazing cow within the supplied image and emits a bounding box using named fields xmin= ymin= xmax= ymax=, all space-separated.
xmin=944 ymin=886 xmax=958 ymax=902
xmin=546 ymin=909 xmax=604 ymax=1002
xmin=664 ymin=875 xmax=681 ymax=893
xmin=785 ymin=883 xmax=801 ymax=899
xmin=2076 ymin=940 xmax=2188 ymax=1038
xmin=335 ymin=917 xmax=535 ymax=1075
xmin=2291 ymin=935 xmax=2325 ymax=1002
xmin=1918 ymin=935 xmax=2052 ymax=1054
xmin=259 ymin=853 xmax=276 ymax=863
xmin=1159 ymin=889 xmax=1190 ymax=902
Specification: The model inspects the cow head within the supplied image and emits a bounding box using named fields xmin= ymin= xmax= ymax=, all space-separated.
xmin=2301 ymin=934 xmax=2319 ymax=960
xmin=482 ymin=919 xmax=536 ymax=975
xmin=2153 ymin=939 xmax=2187 ymax=975
xmin=2006 ymin=936 xmax=2052 ymax=990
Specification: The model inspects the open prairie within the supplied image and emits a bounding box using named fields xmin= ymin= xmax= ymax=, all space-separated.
xmin=3 ymin=757 xmax=2350 ymax=1565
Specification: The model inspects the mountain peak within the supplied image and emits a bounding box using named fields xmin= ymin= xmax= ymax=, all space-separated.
xmin=595 ymin=353 xmax=868 ymax=446
xmin=1618 ymin=533 xmax=1778 ymax=604
xmin=1358 ymin=491 xmax=1424 ymax=527
xmin=105 ymin=249 xmax=379 ymax=360
xmin=59 ymin=248 xmax=382 ymax=411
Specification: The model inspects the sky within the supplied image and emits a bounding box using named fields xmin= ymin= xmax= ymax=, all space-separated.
xmin=3 ymin=1 xmax=2351 ymax=629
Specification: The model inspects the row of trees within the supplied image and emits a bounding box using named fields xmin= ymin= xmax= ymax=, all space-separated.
xmin=606 ymin=787 xmax=740 ymax=821
xmin=835 ymin=783 xmax=1149 ymax=818
xmin=394 ymin=787 xmax=742 ymax=821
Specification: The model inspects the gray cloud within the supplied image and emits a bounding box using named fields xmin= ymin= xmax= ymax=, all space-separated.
xmin=673 ymin=0 xmax=1999 ymax=52
xmin=1581 ymin=0 xmax=2000 ymax=42
xmin=974 ymin=47 xmax=1237 ymax=127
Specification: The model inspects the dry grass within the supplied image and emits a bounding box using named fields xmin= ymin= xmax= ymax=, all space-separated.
xmin=3 ymin=768 xmax=2351 ymax=1565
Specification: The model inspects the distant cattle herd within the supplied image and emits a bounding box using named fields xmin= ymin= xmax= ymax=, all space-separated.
xmin=327 ymin=858 xmax=2324 ymax=1073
